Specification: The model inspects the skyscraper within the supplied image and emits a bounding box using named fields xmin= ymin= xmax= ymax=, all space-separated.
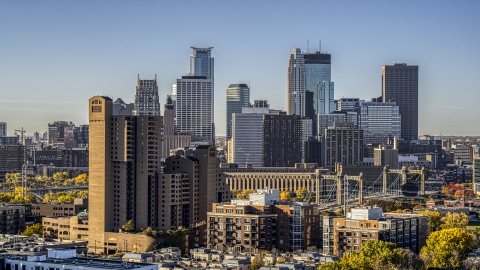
xmin=176 ymin=76 xmax=214 ymax=142
xmin=288 ymin=48 xmax=333 ymax=117
xmin=190 ymin=47 xmax=214 ymax=80
xmin=0 ymin=122 xmax=6 ymax=137
xmin=382 ymin=63 xmax=419 ymax=140
xmin=133 ymin=75 xmax=160 ymax=116
xmin=358 ymin=101 xmax=401 ymax=145
xmin=263 ymin=114 xmax=303 ymax=167
xmin=226 ymin=84 xmax=250 ymax=138
xmin=88 ymin=95 xmax=163 ymax=248
xmin=323 ymin=122 xmax=363 ymax=171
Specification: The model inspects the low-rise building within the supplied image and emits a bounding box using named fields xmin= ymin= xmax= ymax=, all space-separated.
xmin=0 ymin=204 xmax=26 ymax=234
xmin=32 ymin=198 xmax=88 ymax=217
xmin=0 ymin=249 xmax=158 ymax=270
xmin=207 ymin=189 xmax=322 ymax=252
xmin=42 ymin=211 xmax=89 ymax=241
xmin=328 ymin=206 xmax=429 ymax=256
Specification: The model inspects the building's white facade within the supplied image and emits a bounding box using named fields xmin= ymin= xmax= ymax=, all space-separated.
xmin=176 ymin=76 xmax=214 ymax=143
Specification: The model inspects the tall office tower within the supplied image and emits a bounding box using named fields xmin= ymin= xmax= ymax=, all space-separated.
xmin=304 ymin=51 xmax=332 ymax=115
xmin=88 ymin=96 xmax=163 ymax=247
xmin=64 ymin=125 xmax=76 ymax=149
xmin=73 ymin=125 xmax=89 ymax=147
xmin=161 ymin=96 xmax=191 ymax=159
xmin=226 ymin=84 xmax=250 ymax=138
xmin=382 ymin=63 xmax=419 ymax=140
xmin=358 ymin=101 xmax=401 ymax=145
xmin=323 ymin=122 xmax=363 ymax=171
xmin=287 ymin=48 xmax=306 ymax=116
xmin=171 ymin=84 xmax=177 ymax=117
xmin=190 ymin=47 xmax=214 ymax=82
xmin=133 ymin=75 xmax=160 ymax=116
xmin=288 ymin=48 xmax=333 ymax=117
xmin=0 ymin=144 xmax=25 ymax=181
xmin=164 ymin=96 xmax=175 ymax=136
xmin=48 ymin=121 xmax=74 ymax=146
xmin=305 ymin=90 xmax=315 ymax=120
xmin=33 ymin=132 xmax=40 ymax=143
xmin=319 ymin=81 xmax=335 ymax=114
xmin=0 ymin=122 xmax=6 ymax=137
xmin=176 ymin=76 xmax=214 ymax=143
xmin=262 ymin=114 xmax=303 ymax=167
xmin=231 ymin=106 xmax=271 ymax=167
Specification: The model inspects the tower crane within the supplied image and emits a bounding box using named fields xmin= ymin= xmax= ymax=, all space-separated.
xmin=14 ymin=127 xmax=26 ymax=144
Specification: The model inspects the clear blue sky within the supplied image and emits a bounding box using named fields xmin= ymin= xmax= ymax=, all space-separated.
xmin=1 ymin=1 xmax=479 ymax=136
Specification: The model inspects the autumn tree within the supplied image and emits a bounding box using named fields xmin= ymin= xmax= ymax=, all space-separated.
xmin=276 ymin=256 xmax=285 ymax=264
xmin=420 ymin=228 xmax=474 ymax=269
xmin=74 ymin=173 xmax=88 ymax=186
xmin=418 ymin=210 xmax=443 ymax=232
xmin=122 ymin=219 xmax=135 ymax=232
xmin=440 ymin=212 xmax=469 ymax=230
xmin=397 ymin=248 xmax=426 ymax=270
xmin=21 ymin=223 xmax=44 ymax=237
xmin=280 ymin=190 xmax=291 ymax=201
xmin=251 ymin=254 xmax=263 ymax=270
xmin=318 ymin=241 xmax=403 ymax=270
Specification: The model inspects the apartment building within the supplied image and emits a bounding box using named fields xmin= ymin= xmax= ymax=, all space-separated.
xmin=207 ymin=189 xmax=322 ymax=252
xmin=328 ymin=206 xmax=428 ymax=255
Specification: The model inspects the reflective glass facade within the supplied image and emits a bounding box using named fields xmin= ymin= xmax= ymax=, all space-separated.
xmin=226 ymin=84 xmax=250 ymax=138
xmin=358 ymin=102 xmax=401 ymax=145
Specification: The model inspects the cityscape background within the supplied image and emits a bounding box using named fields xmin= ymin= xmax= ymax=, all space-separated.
xmin=1 ymin=1 xmax=480 ymax=136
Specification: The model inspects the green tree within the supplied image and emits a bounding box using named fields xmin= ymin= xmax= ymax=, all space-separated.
xmin=122 ymin=219 xmax=135 ymax=232
xmin=418 ymin=210 xmax=443 ymax=232
xmin=21 ymin=223 xmax=44 ymax=237
xmin=440 ymin=212 xmax=469 ymax=230
xmin=420 ymin=228 xmax=474 ymax=269
xmin=237 ymin=189 xmax=255 ymax=199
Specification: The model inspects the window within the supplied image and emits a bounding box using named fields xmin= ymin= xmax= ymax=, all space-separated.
xmin=244 ymin=225 xmax=250 ymax=231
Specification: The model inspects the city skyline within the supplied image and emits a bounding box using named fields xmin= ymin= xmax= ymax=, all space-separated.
xmin=1 ymin=1 xmax=480 ymax=136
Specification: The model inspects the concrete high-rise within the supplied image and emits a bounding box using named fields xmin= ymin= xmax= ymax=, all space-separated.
xmin=263 ymin=114 xmax=303 ymax=167
xmin=323 ymin=122 xmax=363 ymax=171
xmin=88 ymin=96 xmax=163 ymax=249
xmin=382 ymin=63 xmax=419 ymax=140
xmin=287 ymin=48 xmax=306 ymax=116
xmin=133 ymin=75 xmax=160 ymax=116
xmin=176 ymin=76 xmax=214 ymax=143
xmin=161 ymin=96 xmax=191 ymax=159
xmin=226 ymin=84 xmax=250 ymax=139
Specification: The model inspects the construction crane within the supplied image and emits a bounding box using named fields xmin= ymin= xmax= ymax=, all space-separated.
xmin=14 ymin=127 xmax=26 ymax=145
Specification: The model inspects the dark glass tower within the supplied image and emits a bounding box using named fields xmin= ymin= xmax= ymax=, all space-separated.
xmin=382 ymin=63 xmax=419 ymax=140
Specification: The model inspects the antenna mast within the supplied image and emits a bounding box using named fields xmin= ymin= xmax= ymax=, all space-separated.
xmin=307 ymin=39 xmax=310 ymax=53
xmin=319 ymin=40 xmax=322 ymax=53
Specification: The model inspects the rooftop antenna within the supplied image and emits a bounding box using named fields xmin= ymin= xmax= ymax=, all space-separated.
xmin=319 ymin=40 xmax=321 ymax=53
xmin=307 ymin=39 xmax=310 ymax=53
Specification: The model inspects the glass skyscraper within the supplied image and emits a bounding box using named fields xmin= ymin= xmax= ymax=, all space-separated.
xmin=288 ymin=49 xmax=332 ymax=116
xmin=358 ymin=101 xmax=401 ymax=145
xmin=226 ymin=84 xmax=250 ymax=139
xmin=190 ymin=47 xmax=214 ymax=85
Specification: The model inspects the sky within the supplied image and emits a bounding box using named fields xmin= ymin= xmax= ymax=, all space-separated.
xmin=1 ymin=1 xmax=479 ymax=136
